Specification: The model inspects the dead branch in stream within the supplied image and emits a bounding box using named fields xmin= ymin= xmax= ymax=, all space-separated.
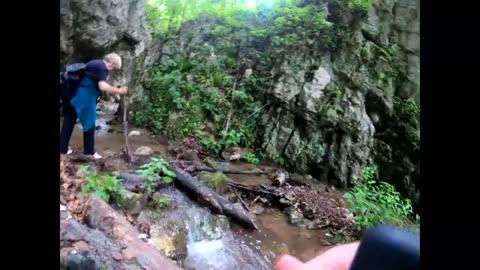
xmin=172 ymin=165 xmax=258 ymax=230
xmin=227 ymin=181 xmax=279 ymax=198
xmin=232 ymin=188 xmax=250 ymax=213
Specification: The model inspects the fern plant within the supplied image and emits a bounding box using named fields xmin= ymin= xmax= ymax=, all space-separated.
xmin=136 ymin=157 xmax=176 ymax=193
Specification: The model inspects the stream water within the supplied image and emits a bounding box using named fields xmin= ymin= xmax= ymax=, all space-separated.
xmin=61 ymin=105 xmax=332 ymax=269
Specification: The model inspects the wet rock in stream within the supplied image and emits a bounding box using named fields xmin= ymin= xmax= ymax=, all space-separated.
xmin=289 ymin=173 xmax=328 ymax=193
xmin=285 ymin=207 xmax=305 ymax=226
xmin=196 ymin=215 xmax=230 ymax=241
xmin=137 ymin=209 xmax=188 ymax=263
xmin=121 ymin=190 xmax=148 ymax=215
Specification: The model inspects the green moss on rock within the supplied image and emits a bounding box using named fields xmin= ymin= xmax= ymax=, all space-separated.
xmin=198 ymin=172 xmax=229 ymax=194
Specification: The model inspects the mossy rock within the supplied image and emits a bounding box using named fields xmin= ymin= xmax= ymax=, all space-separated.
xmin=198 ymin=172 xmax=229 ymax=194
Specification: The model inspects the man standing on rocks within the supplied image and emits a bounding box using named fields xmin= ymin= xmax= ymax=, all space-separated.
xmin=60 ymin=53 xmax=128 ymax=159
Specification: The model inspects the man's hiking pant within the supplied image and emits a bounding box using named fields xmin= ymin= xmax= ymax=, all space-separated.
xmin=60 ymin=101 xmax=95 ymax=155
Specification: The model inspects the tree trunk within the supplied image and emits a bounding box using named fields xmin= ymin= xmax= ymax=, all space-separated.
xmin=172 ymin=165 xmax=258 ymax=230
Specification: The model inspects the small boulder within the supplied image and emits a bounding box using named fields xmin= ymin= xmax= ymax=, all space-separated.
xmin=129 ymin=130 xmax=141 ymax=137
xmin=72 ymin=240 xmax=90 ymax=253
xmin=221 ymin=147 xmax=241 ymax=161
xmin=112 ymin=251 xmax=124 ymax=261
xmin=251 ymin=205 xmax=265 ymax=215
xmin=121 ymin=190 xmax=148 ymax=215
xmin=63 ymin=254 xmax=96 ymax=270
xmin=290 ymin=173 xmax=303 ymax=183
xmin=285 ymin=207 xmax=305 ymax=227
xmin=148 ymin=223 xmax=187 ymax=262
xmin=134 ymin=146 xmax=154 ymax=156
xmin=138 ymin=210 xmax=188 ymax=263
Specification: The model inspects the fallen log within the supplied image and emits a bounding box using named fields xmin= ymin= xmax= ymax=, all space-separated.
xmin=84 ymin=197 xmax=181 ymax=270
xmin=172 ymin=165 xmax=258 ymax=230
xmin=194 ymin=166 xmax=269 ymax=175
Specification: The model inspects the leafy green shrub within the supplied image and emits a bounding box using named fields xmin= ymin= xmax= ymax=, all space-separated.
xmin=139 ymin=0 xmax=337 ymax=164
xmin=394 ymin=98 xmax=420 ymax=151
xmin=343 ymin=166 xmax=415 ymax=231
xmin=240 ymin=152 xmax=259 ymax=164
xmin=136 ymin=157 xmax=176 ymax=193
xmin=79 ymin=165 xmax=124 ymax=204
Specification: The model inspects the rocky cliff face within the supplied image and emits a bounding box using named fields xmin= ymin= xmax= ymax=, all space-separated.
xmin=136 ymin=0 xmax=420 ymax=207
xmin=60 ymin=0 xmax=420 ymax=207
xmin=60 ymin=0 xmax=149 ymax=86
xmin=258 ymin=0 xmax=420 ymax=205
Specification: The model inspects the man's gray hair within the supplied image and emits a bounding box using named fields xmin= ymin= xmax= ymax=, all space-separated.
xmin=104 ymin=53 xmax=122 ymax=69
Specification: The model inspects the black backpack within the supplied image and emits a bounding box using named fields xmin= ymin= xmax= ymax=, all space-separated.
xmin=60 ymin=63 xmax=86 ymax=101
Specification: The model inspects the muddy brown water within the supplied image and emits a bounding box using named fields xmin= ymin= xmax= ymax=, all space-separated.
xmin=63 ymin=117 xmax=333 ymax=267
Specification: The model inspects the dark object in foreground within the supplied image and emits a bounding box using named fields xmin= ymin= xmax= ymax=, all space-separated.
xmin=350 ymin=224 xmax=420 ymax=270
xmin=172 ymin=165 xmax=258 ymax=230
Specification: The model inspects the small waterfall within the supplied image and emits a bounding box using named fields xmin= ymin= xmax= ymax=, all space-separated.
xmin=159 ymin=187 xmax=271 ymax=270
